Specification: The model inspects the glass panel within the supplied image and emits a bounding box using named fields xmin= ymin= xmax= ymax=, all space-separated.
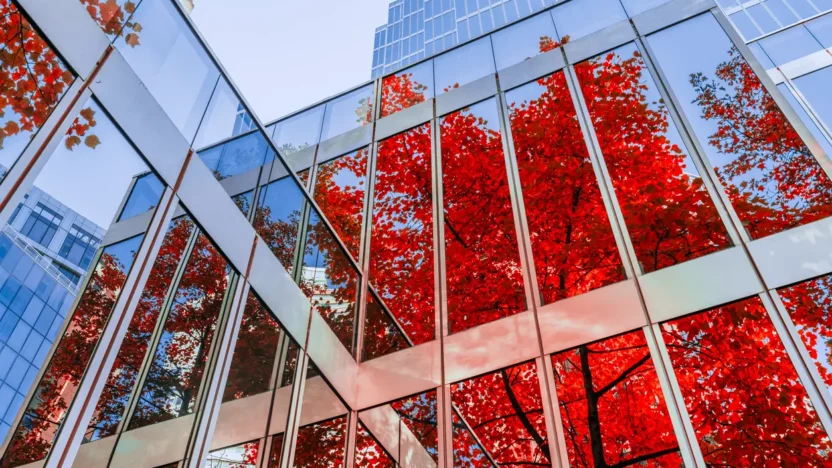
xmin=758 ymin=26 xmax=823 ymax=66
xmin=576 ymin=43 xmax=731 ymax=273
xmin=198 ymin=131 xmax=273 ymax=181
xmin=320 ymin=85 xmax=375 ymax=142
xmin=551 ymin=330 xmax=681 ymax=467
xmin=300 ymin=211 xmax=359 ymax=353
xmin=292 ymin=358 xmax=348 ymax=467
xmin=78 ymin=0 xmax=138 ymax=37
xmin=223 ymin=292 xmax=281 ymax=402
xmin=362 ymin=290 xmax=410 ymax=361
xmin=313 ymin=149 xmax=368 ymax=259
xmin=128 ymin=233 xmax=231 ymax=429
xmin=451 ymin=361 xmax=550 ymax=466
xmin=746 ymin=3 xmax=779 ymax=33
xmin=507 ymin=73 xmax=624 ymax=304
xmin=442 ymin=99 xmax=526 ymax=333
xmin=355 ymin=423 xmax=395 ymax=467
xmin=779 ymin=274 xmax=832 ymax=398
xmin=776 ymin=82 xmax=832 ymax=158
xmin=115 ymin=0 xmax=219 ymax=141
xmin=254 ymin=176 xmax=306 ymax=271
xmin=492 ymin=12 xmax=559 ymax=70
xmin=380 ymin=61 xmax=435 ymax=118
xmin=1 ymin=236 xmax=143 ymax=466
xmin=729 ymin=10 xmax=761 ymax=40
xmin=748 ymin=42 xmax=776 ymax=69
xmin=434 ymin=38 xmax=496 ymax=94
xmin=794 ymin=66 xmax=832 ymax=133
xmin=193 ymin=78 xmax=253 ymax=150
xmin=806 ymin=14 xmax=832 ymax=48
xmin=232 ymin=190 xmax=254 ymax=218
xmin=766 ymin=0 xmax=800 ymax=26
xmin=648 ymin=14 xmax=832 ymax=239
xmin=661 ymin=297 xmax=832 ymax=465
xmin=267 ymin=434 xmax=284 ymax=467
xmin=0 ymin=1 xmax=74 ymax=182
xmin=206 ymin=440 xmax=259 ymax=468
xmin=551 ymin=0 xmax=627 ymax=43
xmin=370 ymin=124 xmax=435 ymax=345
xmin=118 ymin=173 xmax=165 ymax=222
xmin=359 ymin=390 xmax=439 ymax=466
xmin=84 ymin=217 xmax=194 ymax=442
xmin=619 ymin=0 xmax=672 ymax=16
xmin=270 ymin=105 xmax=325 ymax=156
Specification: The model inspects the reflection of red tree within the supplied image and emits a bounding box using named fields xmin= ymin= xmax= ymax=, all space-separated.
xmin=313 ymin=149 xmax=368 ymax=259
xmin=780 ymin=274 xmax=832 ymax=392
xmin=390 ymin=390 xmax=438 ymax=463
xmin=292 ymin=416 xmax=347 ymax=467
xmin=1 ymin=247 xmax=134 ymax=467
xmin=662 ymin=297 xmax=832 ymax=465
xmin=552 ymin=331 xmax=680 ymax=467
xmin=355 ymin=423 xmax=395 ymax=467
xmin=85 ymin=217 xmax=195 ymax=441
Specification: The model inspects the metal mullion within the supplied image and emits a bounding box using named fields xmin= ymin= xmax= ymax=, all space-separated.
xmin=344 ymin=410 xmax=359 ymax=468
xmin=541 ymin=356 xmax=569 ymax=468
xmin=641 ymin=325 xmax=701 ymax=467
xmin=438 ymin=384 xmax=452 ymax=468
xmin=433 ymin=113 xmax=449 ymax=340
xmin=357 ymin=138 xmax=381 ymax=362
xmin=636 ymin=29 xmax=752 ymax=243
xmin=782 ymin=76 xmax=832 ymax=146
xmin=189 ymin=75 xmax=222 ymax=149
xmin=562 ymin=62 xmax=640 ymax=280
xmin=758 ymin=292 xmax=832 ymax=439
xmin=279 ymin=351 xmax=311 ymax=468
xmin=113 ymin=227 xmax=201 ymax=436
xmin=259 ymin=331 xmax=291 ymax=468
xmin=632 ymin=36 xmax=745 ymax=248
xmin=649 ymin=323 xmax=708 ymax=467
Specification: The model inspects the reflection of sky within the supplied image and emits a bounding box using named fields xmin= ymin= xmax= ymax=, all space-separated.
xmin=259 ymin=176 xmax=304 ymax=226
xmin=552 ymin=0 xmax=627 ymax=42
xmin=271 ymin=104 xmax=325 ymax=154
xmin=103 ymin=234 xmax=144 ymax=275
xmin=778 ymin=82 xmax=832 ymax=158
xmin=320 ymin=84 xmax=374 ymax=141
xmin=0 ymin=107 xmax=36 ymax=170
xmin=434 ymin=38 xmax=495 ymax=94
xmin=794 ymin=67 xmax=832 ymax=136
xmin=492 ymin=12 xmax=557 ymax=70
xmin=192 ymin=78 xmax=239 ymax=150
xmin=35 ymin=99 xmax=149 ymax=226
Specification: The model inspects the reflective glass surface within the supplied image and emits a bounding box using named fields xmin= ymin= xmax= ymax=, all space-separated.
xmin=270 ymin=105 xmax=325 ymax=156
xmin=115 ymin=0 xmax=219 ymax=142
xmin=434 ymin=38 xmax=496 ymax=94
xmin=206 ymin=440 xmax=259 ymax=468
xmin=301 ymin=211 xmax=359 ymax=353
xmin=78 ymin=0 xmax=138 ymax=37
xmin=758 ymin=26 xmax=823 ymax=66
xmin=118 ymin=173 xmax=165 ymax=222
xmin=320 ymin=85 xmax=374 ymax=141
xmin=193 ymin=78 xmax=253 ymax=150
xmin=198 ymin=131 xmax=273 ymax=181
xmin=806 ymin=14 xmax=832 ymax=48
xmin=551 ymin=0 xmax=627 ymax=42
xmin=619 ymin=0 xmax=672 ymax=16
xmin=0 ymin=0 xmax=74 ymax=181
xmin=451 ymin=361 xmax=549 ymax=466
xmin=1 ymin=235 xmax=143 ymax=466
xmin=267 ymin=434 xmax=284 ymax=467
xmin=357 ymin=389 xmax=439 ymax=465
xmin=552 ymin=330 xmax=681 ymax=467
xmin=84 ymin=218 xmax=194 ymax=442
xmin=362 ymin=290 xmax=410 ymax=362
xmin=794 ymin=66 xmax=832 ymax=134
xmin=254 ymin=176 xmax=306 ymax=271
xmin=293 ymin=358 xmax=348 ymax=468
xmin=355 ymin=423 xmax=395 ymax=467
xmin=381 ymin=61 xmax=434 ymax=118
xmin=492 ymin=12 xmax=559 ymax=70
xmin=507 ymin=72 xmax=623 ymax=304
xmin=776 ymin=82 xmax=832 ymax=159
xmin=223 ymin=292 xmax=281 ymax=402
xmin=313 ymin=150 xmax=368 ymax=259
xmin=779 ymin=274 xmax=832 ymax=398
xmin=232 ymin=190 xmax=254 ymax=218
xmin=128 ymin=233 xmax=231 ymax=429
xmin=576 ymin=44 xmax=731 ymax=273
xmin=370 ymin=125 xmax=435 ymax=345
xmin=648 ymin=14 xmax=832 ymax=239
xmin=442 ymin=99 xmax=526 ymax=333
xmin=661 ymin=297 xmax=832 ymax=465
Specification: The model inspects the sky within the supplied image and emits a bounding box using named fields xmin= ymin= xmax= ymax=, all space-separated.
xmin=33 ymin=0 xmax=390 ymax=228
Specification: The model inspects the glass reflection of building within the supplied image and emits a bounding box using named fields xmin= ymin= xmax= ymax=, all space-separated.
xmin=7 ymin=0 xmax=832 ymax=467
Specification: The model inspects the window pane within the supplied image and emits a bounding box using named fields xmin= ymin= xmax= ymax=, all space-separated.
xmin=370 ymin=124 xmax=435 ymax=345
xmin=200 ymin=131 xmax=272 ymax=181
xmin=492 ymin=12 xmax=559 ymax=70
xmin=321 ymin=85 xmax=375 ymax=141
xmin=128 ymin=233 xmax=231 ymax=429
xmin=779 ymin=274 xmax=832 ymax=398
xmin=576 ymin=44 xmax=731 ymax=273
xmin=551 ymin=0 xmax=627 ymax=42
xmin=193 ymin=78 xmax=253 ymax=150
xmin=619 ymin=0 xmax=672 ymax=16
xmin=776 ymin=82 xmax=832 ymax=158
xmin=313 ymin=150 xmax=368 ymax=259
xmin=381 ymin=61 xmax=435 ymax=118
xmin=2 ymin=235 xmax=143 ymax=466
xmin=362 ymin=290 xmax=410 ymax=361
xmin=729 ymin=10 xmax=761 ymax=40
xmin=507 ymin=73 xmax=624 ymax=303
xmin=661 ymin=297 xmax=832 ymax=465
xmin=794 ymin=66 xmax=832 ymax=133
xmin=451 ymin=361 xmax=550 ymax=465
xmin=293 ymin=358 xmax=348 ymax=467
xmin=254 ymin=176 xmax=306 ymax=271
xmin=434 ymin=38 xmax=496 ymax=94
xmin=118 ymin=173 xmax=165 ymax=222
xmin=390 ymin=390 xmax=439 ymax=463
xmin=223 ymin=292 xmax=281 ymax=402
xmin=271 ymin=105 xmax=325 ymax=156
xmin=206 ymin=440 xmax=259 ymax=468
xmin=78 ymin=0 xmax=137 ymax=37
xmin=0 ymin=2 xmax=74 ymax=182
xmin=758 ymin=26 xmax=823 ymax=66
xmin=358 ymin=390 xmax=438 ymax=466
xmin=551 ymin=330 xmax=681 ymax=467
xmin=267 ymin=434 xmax=284 ymax=467
xmin=648 ymin=14 xmax=832 ymax=239
xmin=301 ymin=211 xmax=359 ymax=353
xmin=232 ymin=190 xmax=254 ymax=217
xmin=83 ymin=217 xmax=193 ymax=443
xmin=441 ymin=99 xmax=526 ymax=333
xmin=355 ymin=423 xmax=395 ymax=467
xmin=115 ymin=0 xmax=219 ymax=142
xmin=806 ymin=14 xmax=832 ymax=48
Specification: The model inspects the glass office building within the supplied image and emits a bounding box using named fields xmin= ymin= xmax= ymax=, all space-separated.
xmin=3 ymin=0 xmax=832 ymax=467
